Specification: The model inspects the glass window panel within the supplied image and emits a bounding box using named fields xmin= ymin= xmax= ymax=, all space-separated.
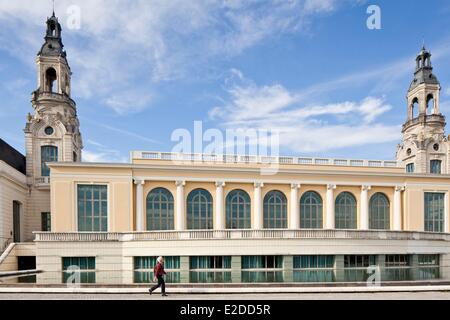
xmin=300 ymin=191 xmax=323 ymax=229
xmin=424 ymin=193 xmax=444 ymax=232
xmin=263 ymin=191 xmax=287 ymax=229
xmin=187 ymin=189 xmax=213 ymax=230
xmin=77 ymin=185 xmax=108 ymax=232
xmin=369 ymin=193 xmax=390 ymax=230
xmin=146 ymin=188 xmax=174 ymax=231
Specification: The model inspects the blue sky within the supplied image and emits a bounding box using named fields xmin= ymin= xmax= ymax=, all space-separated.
xmin=1 ymin=0 xmax=450 ymax=162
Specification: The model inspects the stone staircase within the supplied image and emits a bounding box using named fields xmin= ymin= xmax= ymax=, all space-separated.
xmin=0 ymin=242 xmax=36 ymax=272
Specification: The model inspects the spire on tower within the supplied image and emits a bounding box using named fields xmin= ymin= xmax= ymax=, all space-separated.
xmin=37 ymin=9 xmax=66 ymax=58
xmin=409 ymin=45 xmax=439 ymax=91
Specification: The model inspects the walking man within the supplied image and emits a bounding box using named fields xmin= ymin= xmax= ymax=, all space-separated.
xmin=149 ymin=256 xmax=168 ymax=297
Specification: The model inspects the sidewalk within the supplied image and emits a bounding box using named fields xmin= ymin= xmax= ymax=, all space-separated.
xmin=1 ymin=285 xmax=450 ymax=294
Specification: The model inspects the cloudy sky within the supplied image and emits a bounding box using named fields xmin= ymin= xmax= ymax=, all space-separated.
xmin=1 ymin=0 xmax=450 ymax=162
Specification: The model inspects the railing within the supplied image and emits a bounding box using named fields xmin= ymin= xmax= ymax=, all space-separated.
xmin=131 ymin=151 xmax=399 ymax=168
xmin=34 ymin=230 xmax=450 ymax=242
xmin=0 ymin=237 xmax=12 ymax=256
xmin=32 ymin=91 xmax=77 ymax=108
xmin=402 ymin=114 xmax=446 ymax=131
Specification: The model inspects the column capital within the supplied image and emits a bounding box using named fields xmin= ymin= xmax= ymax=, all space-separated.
xmin=134 ymin=179 xmax=145 ymax=185
xmin=361 ymin=185 xmax=372 ymax=191
xmin=175 ymin=180 xmax=186 ymax=187
xmin=395 ymin=185 xmax=405 ymax=192
xmin=291 ymin=183 xmax=301 ymax=190
xmin=254 ymin=182 xmax=264 ymax=188
xmin=327 ymin=184 xmax=336 ymax=190
xmin=215 ymin=181 xmax=226 ymax=188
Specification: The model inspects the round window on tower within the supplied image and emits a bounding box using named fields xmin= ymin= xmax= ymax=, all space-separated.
xmin=406 ymin=148 xmax=412 ymax=156
xmin=44 ymin=126 xmax=54 ymax=135
xmin=433 ymin=144 xmax=439 ymax=151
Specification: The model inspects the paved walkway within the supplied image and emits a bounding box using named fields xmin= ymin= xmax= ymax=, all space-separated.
xmin=1 ymin=291 xmax=450 ymax=300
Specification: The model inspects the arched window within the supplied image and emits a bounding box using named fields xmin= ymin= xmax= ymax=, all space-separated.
xmin=300 ymin=191 xmax=323 ymax=229
xmin=335 ymin=192 xmax=357 ymax=229
xmin=369 ymin=193 xmax=390 ymax=230
xmin=427 ymin=94 xmax=434 ymax=114
xmin=226 ymin=189 xmax=251 ymax=229
xmin=187 ymin=189 xmax=213 ymax=230
xmin=263 ymin=191 xmax=287 ymax=229
xmin=41 ymin=146 xmax=58 ymax=177
xmin=146 ymin=188 xmax=174 ymax=231
xmin=411 ymin=97 xmax=419 ymax=119
xmin=45 ymin=68 xmax=57 ymax=93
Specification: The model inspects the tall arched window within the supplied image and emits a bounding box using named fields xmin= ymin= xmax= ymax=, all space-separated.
xmin=41 ymin=146 xmax=58 ymax=176
xmin=226 ymin=189 xmax=251 ymax=229
xmin=335 ymin=192 xmax=357 ymax=229
xmin=369 ymin=193 xmax=390 ymax=230
xmin=411 ymin=97 xmax=419 ymax=119
xmin=427 ymin=94 xmax=434 ymax=114
xmin=45 ymin=67 xmax=57 ymax=93
xmin=263 ymin=191 xmax=287 ymax=229
xmin=146 ymin=188 xmax=174 ymax=231
xmin=300 ymin=191 xmax=323 ymax=229
xmin=187 ymin=189 xmax=213 ymax=230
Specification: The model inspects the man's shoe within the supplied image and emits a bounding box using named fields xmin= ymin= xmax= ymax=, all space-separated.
xmin=148 ymin=289 xmax=152 ymax=295
xmin=162 ymin=293 xmax=168 ymax=297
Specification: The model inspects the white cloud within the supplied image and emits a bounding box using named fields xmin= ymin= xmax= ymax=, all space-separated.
xmin=210 ymin=70 xmax=399 ymax=154
xmin=104 ymin=91 xmax=153 ymax=115
xmin=0 ymin=0 xmax=346 ymax=114
xmin=82 ymin=140 xmax=128 ymax=163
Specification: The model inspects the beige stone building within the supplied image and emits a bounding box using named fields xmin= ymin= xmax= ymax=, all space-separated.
xmin=1 ymin=13 xmax=450 ymax=285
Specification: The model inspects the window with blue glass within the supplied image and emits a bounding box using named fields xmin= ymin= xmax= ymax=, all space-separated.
xmin=406 ymin=163 xmax=414 ymax=173
xmin=424 ymin=192 xmax=445 ymax=232
xmin=263 ymin=191 xmax=287 ymax=229
xmin=300 ymin=191 xmax=323 ymax=229
xmin=41 ymin=146 xmax=58 ymax=176
xmin=62 ymin=257 xmax=95 ymax=283
xmin=146 ymin=188 xmax=174 ymax=230
xmin=242 ymin=256 xmax=283 ymax=269
xmin=187 ymin=189 xmax=213 ymax=230
xmin=77 ymin=185 xmax=108 ymax=232
xmin=369 ymin=193 xmax=390 ymax=230
xmin=430 ymin=160 xmax=442 ymax=174
xmin=335 ymin=192 xmax=357 ymax=229
xmin=293 ymin=256 xmax=334 ymax=269
xmin=226 ymin=189 xmax=251 ymax=229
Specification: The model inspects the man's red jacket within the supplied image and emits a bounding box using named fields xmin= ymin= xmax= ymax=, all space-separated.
xmin=154 ymin=262 xmax=166 ymax=277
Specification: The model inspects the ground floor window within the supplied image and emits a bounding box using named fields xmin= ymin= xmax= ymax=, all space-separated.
xmin=417 ymin=254 xmax=440 ymax=280
xmin=293 ymin=255 xmax=335 ymax=283
xmin=133 ymin=256 xmax=180 ymax=283
xmin=344 ymin=255 xmax=376 ymax=268
xmin=344 ymin=255 xmax=376 ymax=282
xmin=241 ymin=256 xmax=284 ymax=283
xmin=62 ymin=257 xmax=95 ymax=284
xmin=384 ymin=255 xmax=411 ymax=281
xmin=189 ymin=256 xmax=232 ymax=283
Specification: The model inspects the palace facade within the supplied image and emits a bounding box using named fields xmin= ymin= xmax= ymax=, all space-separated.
xmin=1 ymin=13 xmax=450 ymax=285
